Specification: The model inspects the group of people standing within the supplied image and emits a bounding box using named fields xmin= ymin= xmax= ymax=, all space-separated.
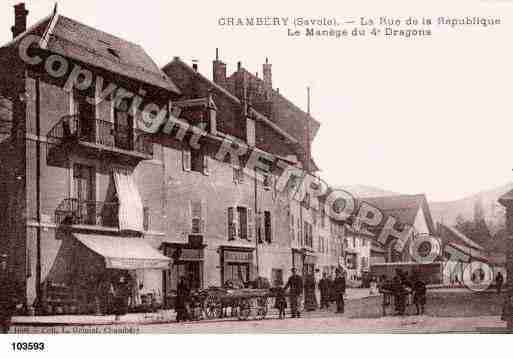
xmin=378 ymin=269 xmax=427 ymax=316
xmin=276 ymin=267 xmax=347 ymax=319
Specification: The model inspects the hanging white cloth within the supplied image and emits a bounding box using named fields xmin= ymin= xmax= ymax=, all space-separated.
xmin=112 ymin=168 xmax=144 ymax=232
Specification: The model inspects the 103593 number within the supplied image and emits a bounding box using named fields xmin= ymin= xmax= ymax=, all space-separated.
xmin=11 ymin=342 xmax=46 ymax=351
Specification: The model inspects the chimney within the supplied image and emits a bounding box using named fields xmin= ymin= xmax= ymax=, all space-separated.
xmin=262 ymin=57 xmax=272 ymax=99
xmin=11 ymin=3 xmax=29 ymax=39
xmin=212 ymin=48 xmax=227 ymax=87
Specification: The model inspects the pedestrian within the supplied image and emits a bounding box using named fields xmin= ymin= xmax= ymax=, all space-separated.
xmin=275 ymin=286 xmax=287 ymax=319
xmin=176 ymin=276 xmax=190 ymax=322
xmin=496 ymin=272 xmax=504 ymax=295
xmin=304 ymin=271 xmax=317 ymax=311
xmin=378 ymin=275 xmax=392 ymax=316
xmin=412 ymin=276 xmax=427 ymax=315
xmin=0 ymin=254 xmax=20 ymax=334
xmin=284 ymin=268 xmax=303 ymax=318
xmin=113 ymin=275 xmax=129 ymax=321
xmin=392 ymin=274 xmax=407 ymax=316
xmin=333 ymin=269 xmax=346 ymax=314
xmin=318 ymin=272 xmax=331 ymax=310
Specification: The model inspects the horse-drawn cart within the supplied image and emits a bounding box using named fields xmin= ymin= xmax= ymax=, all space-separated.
xmin=201 ymin=287 xmax=275 ymax=320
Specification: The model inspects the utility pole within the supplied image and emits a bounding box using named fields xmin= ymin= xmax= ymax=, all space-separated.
xmin=498 ymin=189 xmax=513 ymax=331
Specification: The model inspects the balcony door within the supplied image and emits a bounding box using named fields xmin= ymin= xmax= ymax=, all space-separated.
xmin=73 ymin=92 xmax=96 ymax=142
xmin=114 ymin=99 xmax=134 ymax=151
xmin=73 ymin=164 xmax=95 ymax=225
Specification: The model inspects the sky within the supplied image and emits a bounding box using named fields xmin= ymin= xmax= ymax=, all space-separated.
xmin=1 ymin=0 xmax=513 ymax=202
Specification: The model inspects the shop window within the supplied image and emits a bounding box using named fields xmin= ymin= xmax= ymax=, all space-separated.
xmin=264 ymin=210 xmax=272 ymax=243
xmin=272 ymin=268 xmax=283 ymax=287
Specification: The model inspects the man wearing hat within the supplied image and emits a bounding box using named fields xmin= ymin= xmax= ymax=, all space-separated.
xmin=333 ymin=268 xmax=346 ymax=314
xmin=0 ymin=253 xmax=18 ymax=333
xmin=284 ymin=267 xmax=303 ymax=318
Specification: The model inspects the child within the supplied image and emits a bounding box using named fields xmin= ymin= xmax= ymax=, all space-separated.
xmin=275 ymin=286 xmax=287 ymax=319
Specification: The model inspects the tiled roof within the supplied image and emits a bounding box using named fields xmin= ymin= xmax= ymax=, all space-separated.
xmin=440 ymin=223 xmax=485 ymax=251
xmin=361 ymin=194 xmax=435 ymax=233
xmin=4 ymin=10 xmax=180 ymax=93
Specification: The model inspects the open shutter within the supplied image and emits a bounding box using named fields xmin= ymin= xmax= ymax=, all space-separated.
xmin=182 ymin=149 xmax=191 ymax=171
xmin=200 ymin=199 xmax=206 ymax=234
xmin=247 ymin=207 xmax=254 ymax=240
xmin=203 ymin=155 xmax=210 ymax=175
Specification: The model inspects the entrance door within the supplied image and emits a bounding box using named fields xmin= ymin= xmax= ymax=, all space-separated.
xmin=73 ymin=164 xmax=95 ymax=225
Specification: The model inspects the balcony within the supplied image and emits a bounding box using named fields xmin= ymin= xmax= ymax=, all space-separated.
xmin=47 ymin=115 xmax=153 ymax=165
xmin=55 ymin=198 xmax=120 ymax=228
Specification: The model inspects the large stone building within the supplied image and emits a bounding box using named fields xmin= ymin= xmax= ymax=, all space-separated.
xmin=0 ymin=4 xmax=345 ymax=313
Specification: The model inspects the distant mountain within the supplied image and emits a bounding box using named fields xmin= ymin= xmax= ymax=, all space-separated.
xmin=337 ymin=184 xmax=399 ymax=198
xmin=429 ymin=182 xmax=513 ymax=234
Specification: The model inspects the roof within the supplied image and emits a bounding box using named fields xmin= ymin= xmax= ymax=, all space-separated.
xmin=3 ymin=9 xmax=180 ymax=93
xmin=228 ymin=68 xmax=321 ymax=143
xmin=361 ymin=194 xmax=435 ymax=234
xmin=162 ymin=57 xmax=305 ymax=146
xmin=440 ymin=223 xmax=485 ymax=251
xmin=445 ymin=242 xmax=488 ymax=263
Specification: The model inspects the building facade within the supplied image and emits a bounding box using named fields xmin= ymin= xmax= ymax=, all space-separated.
xmin=0 ymin=4 xmax=346 ymax=313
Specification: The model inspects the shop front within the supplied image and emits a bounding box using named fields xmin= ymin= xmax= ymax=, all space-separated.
xmin=220 ymin=246 xmax=255 ymax=288
xmin=44 ymin=232 xmax=171 ymax=315
xmin=162 ymin=239 xmax=205 ymax=307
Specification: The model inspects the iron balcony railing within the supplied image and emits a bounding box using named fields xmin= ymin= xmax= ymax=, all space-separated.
xmin=47 ymin=114 xmax=153 ymax=156
xmin=55 ymin=198 xmax=119 ymax=227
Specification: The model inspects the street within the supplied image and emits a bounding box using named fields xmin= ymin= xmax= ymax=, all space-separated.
xmin=9 ymin=289 xmax=510 ymax=334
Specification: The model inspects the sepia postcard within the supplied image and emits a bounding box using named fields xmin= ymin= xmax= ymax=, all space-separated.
xmin=1 ymin=0 xmax=513 ymax=356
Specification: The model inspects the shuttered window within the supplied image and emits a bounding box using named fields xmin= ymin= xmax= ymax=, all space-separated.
xmin=191 ymin=200 xmax=205 ymax=234
xmin=264 ymin=211 xmax=272 ymax=243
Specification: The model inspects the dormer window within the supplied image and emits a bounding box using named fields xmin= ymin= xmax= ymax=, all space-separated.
xmin=107 ymin=48 xmax=120 ymax=59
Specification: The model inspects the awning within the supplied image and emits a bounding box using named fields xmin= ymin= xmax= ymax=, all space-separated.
xmin=74 ymin=234 xmax=170 ymax=270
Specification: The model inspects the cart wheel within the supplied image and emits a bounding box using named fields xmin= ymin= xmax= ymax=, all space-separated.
xmin=204 ymin=295 xmax=222 ymax=319
xmin=238 ymin=299 xmax=251 ymax=320
xmin=256 ymin=297 xmax=268 ymax=320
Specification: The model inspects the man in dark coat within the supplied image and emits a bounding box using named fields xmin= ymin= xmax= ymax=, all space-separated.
xmin=176 ymin=276 xmax=190 ymax=322
xmin=496 ymin=272 xmax=504 ymax=294
xmin=0 ymin=254 xmax=19 ymax=333
xmin=284 ymin=268 xmax=303 ymax=318
xmin=318 ymin=272 xmax=331 ymax=310
xmin=333 ymin=269 xmax=346 ymax=313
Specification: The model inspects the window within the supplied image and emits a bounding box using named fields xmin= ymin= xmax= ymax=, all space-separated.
xmin=237 ymin=207 xmax=248 ymax=239
xmin=264 ymin=211 xmax=272 ymax=243
xmin=271 ymin=268 xmax=283 ymax=287
xmin=228 ymin=207 xmax=237 ymax=239
xmin=182 ymin=149 xmax=191 ymax=171
xmin=303 ymin=221 xmax=313 ymax=248
xmin=246 ymin=118 xmax=256 ymax=147
xmin=191 ymin=149 xmax=203 ymax=172
xmin=73 ymin=163 xmax=95 ymax=225
xmin=297 ymin=218 xmax=301 ymax=245
xmin=143 ymin=206 xmax=149 ymax=231
xmin=228 ymin=206 xmax=252 ymax=241
xmin=263 ymin=174 xmax=272 ymax=190
xmin=184 ymin=148 xmax=209 ymax=175
xmin=191 ymin=200 xmax=205 ymax=234
xmin=233 ymin=166 xmax=244 ymax=184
